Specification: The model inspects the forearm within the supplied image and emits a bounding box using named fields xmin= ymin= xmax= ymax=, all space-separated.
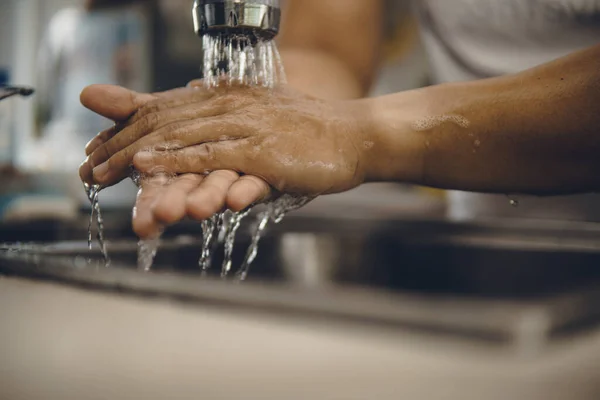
xmin=277 ymin=0 xmax=382 ymax=101
xmin=280 ymin=48 xmax=367 ymax=100
xmin=364 ymin=44 xmax=600 ymax=195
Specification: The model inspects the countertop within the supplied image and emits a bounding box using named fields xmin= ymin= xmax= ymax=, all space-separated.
xmin=1 ymin=276 xmax=599 ymax=400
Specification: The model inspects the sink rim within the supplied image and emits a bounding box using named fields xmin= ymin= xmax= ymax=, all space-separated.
xmin=2 ymin=245 xmax=600 ymax=357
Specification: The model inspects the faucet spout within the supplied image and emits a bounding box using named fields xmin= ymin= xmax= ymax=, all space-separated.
xmin=193 ymin=0 xmax=281 ymax=41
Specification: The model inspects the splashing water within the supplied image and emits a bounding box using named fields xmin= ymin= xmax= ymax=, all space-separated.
xmin=236 ymin=194 xmax=314 ymax=281
xmin=221 ymin=208 xmax=251 ymax=277
xmin=202 ymin=34 xmax=286 ymax=89
xmin=137 ymin=235 xmax=161 ymax=272
xmin=199 ymin=215 xmax=218 ymax=271
xmin=130 ymin=169 xmax=173 ymax=271
xmin=84 ymin=182 xmax=110 ymax=265
xmin=200 ymin=32 xmax=313 ymax=279
xmin=236 ymin=212 xmax=270 ymax=281
xmin=82 ymin=33 xmax=313 ymax=278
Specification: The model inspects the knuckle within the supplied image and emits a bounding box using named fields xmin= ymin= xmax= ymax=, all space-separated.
xmin=137 ymin=102 xmax=161 ymax=119
xmin=162 ymin=122 xmax=187 ymax=142
xmin=101 ymin=139 xmax=120 ymax=160
xmin=198 ymin=143 xmax=215 ymax=160
xmin=115 ymin=147 xmax=134 ymax=168
xmin=164 ymin=152 xmax=181 ymax=171
xmin=90 ymin=145 xmax=111 ymax=167
xmin=138 ymin=112 xmax=159 ymax=133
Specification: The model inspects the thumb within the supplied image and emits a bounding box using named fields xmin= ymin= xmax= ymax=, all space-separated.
xmin=80 ymin=84 xmax=157 ymax=121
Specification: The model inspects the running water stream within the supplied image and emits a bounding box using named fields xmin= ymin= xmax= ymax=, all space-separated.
xmin=85 ymin=32 xmax=312 ymax=278
xmin=199 ymin=33 xmax=313 ymax=280
xmin=84 ymin=182 xmax=110 ymax=266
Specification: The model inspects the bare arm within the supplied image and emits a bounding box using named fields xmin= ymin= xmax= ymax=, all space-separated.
xmin=278 ymin=0 xmax=383 ymax=100
xmin=365 ymin=44 xmax=600 ymax=195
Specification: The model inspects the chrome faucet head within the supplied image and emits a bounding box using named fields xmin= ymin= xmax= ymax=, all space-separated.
xmin=193 ymin=0 xmax=281 ymax=41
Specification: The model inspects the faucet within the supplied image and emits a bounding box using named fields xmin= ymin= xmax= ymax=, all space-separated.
xmin=0 ymin=86 xmax=34 ymax=102
xmin=193 ymin=0 xmax=281 ymax=41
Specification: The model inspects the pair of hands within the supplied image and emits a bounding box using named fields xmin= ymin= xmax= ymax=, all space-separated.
xmin=79 ymin=81 xmax=369 ymax=238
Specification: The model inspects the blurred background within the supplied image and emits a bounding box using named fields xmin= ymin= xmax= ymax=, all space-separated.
xmin=1 ymin=1 xmax=600 ymax=399
xmin=0 ymin=0 xmax=434 ymax=223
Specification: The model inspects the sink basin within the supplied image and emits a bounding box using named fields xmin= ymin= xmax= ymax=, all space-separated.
xmin=2 ymin=213 xmax=600 ymax=356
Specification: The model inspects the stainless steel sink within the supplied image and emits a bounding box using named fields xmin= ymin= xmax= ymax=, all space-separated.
xmin=2 ymin=212 xmax=600 ymax=357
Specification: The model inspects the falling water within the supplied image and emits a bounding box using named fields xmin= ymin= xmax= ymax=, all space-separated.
xmin=236 ymin=194 xmax=314 ymax=280
xmin=137 ymin=234 xmax=161 ymax=272
xmin=200 ymin=32 xmax=313 ymax=279
xmin=199 ymin=215 xmax=218 ymax=271
xmin=84 ymin=182 xmax=110 ymax=265
xmin=82 ymin=33 xmax=313 ymax=278
xmin=236 ymin=212 xmax=270 ymax=281
xmin=221 ymin=208 xmax=251 ymax=277
xmin=130 ymin=169 xmax=173 ymax=271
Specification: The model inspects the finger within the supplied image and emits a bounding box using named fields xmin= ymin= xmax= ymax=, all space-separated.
xmin=90 ymin=119 xmax=249 ymax=186
xmin=186 ymin=170 xmax=240 ymax=221
xmin=226 ymin=175 xmax=272 ymax=211
xmin=132 ymin=140 xmax=252 ymax=177
xmin=81 ymin=86 xmax=215 ymax=156
xmin=80 ymin=84 xmax=198 ymax=121
xmin=83 ymin=93 xmax=239 ymax=185
xmin=132 ymin=175 xmax=171 ymax=239
xmin=151 ymin=174 xmax=205 ymax=224
xmin=83 ymin=89 xmax=216 ymax=158
xmin=85 ymin=125 xmax=120 ymax=156
xmin=80 ymin=84 xmax=157 ymax=121
xmin=93 ymin=97 xmax=231 ymax=162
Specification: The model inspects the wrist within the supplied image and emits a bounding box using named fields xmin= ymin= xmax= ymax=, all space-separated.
xmin=357 ymin=90 xmax=428 ymax=185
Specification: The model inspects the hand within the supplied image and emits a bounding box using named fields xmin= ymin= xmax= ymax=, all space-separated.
xmin=81 ymin=82 xmax=370 ymax=196
xmin=79 ymin=84 xmax=272 ymax=238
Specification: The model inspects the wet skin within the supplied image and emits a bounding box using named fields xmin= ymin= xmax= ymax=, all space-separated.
xmin=79 ymin=82 xmax=370 ymax=238
xmin=80 ymin=44 xmax=600 ymax=238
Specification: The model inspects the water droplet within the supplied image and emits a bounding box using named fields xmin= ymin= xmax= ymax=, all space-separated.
xmin=506 ymin=195 xmax=519 ymax=207
xmin=138 ymin=235 xmax=161 ymax=272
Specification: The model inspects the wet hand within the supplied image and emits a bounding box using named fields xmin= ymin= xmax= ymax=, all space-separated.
xmin=81 ymin=82 xmax=369 ymax=196
xmin=79 ymin=84 xmax=273 ymax=236
xmin=131 ymin=170 xmax=271 ymax=238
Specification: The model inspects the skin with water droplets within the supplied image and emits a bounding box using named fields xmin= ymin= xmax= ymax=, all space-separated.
xmin=411 ymin=115 xmax=470 ymax=132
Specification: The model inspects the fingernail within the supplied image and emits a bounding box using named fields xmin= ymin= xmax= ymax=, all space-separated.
xmin=93 ymin=162 xmax=109 ymax=181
